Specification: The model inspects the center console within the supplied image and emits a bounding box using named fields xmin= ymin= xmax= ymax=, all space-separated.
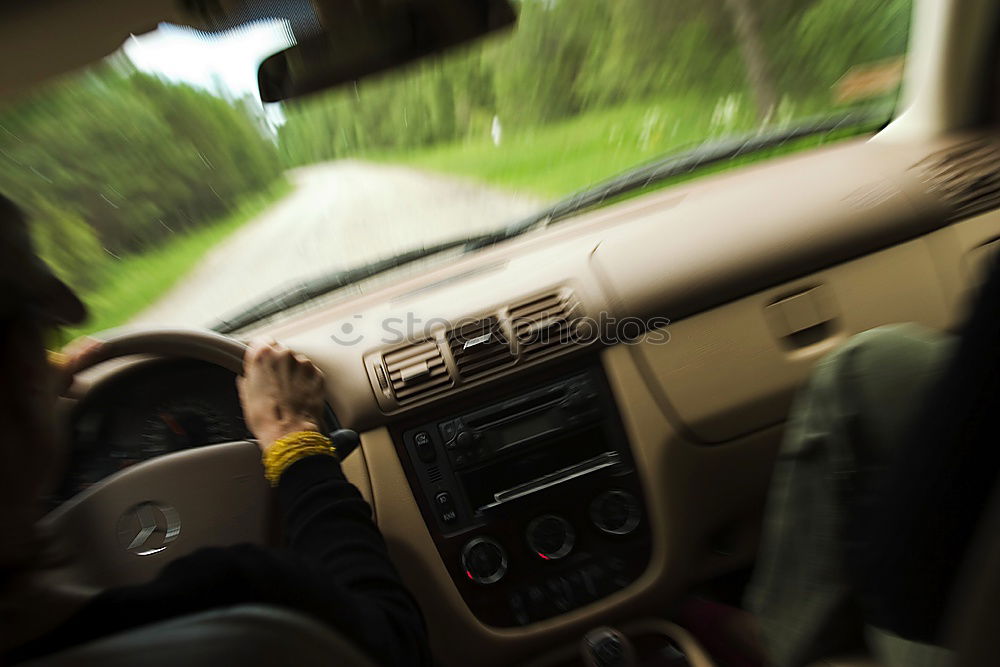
xmin=396 ymin=365 xmax=651 ymax=627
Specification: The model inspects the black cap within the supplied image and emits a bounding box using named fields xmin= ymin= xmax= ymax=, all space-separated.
xmin=0 ymin=194 xmax=87 ymax=325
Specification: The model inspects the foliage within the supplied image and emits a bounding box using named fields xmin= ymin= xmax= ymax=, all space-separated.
xmin=0 ymin=0 xmax=914 ymax=334
xmin=0 ymin=62 xmax=282 ymax=291
xmin=789 ymin=0 xmax=912 ymax=95
xmin=385 ymin=97 xmax=757 ymax=197
xmin=279 ymin=0 xmax=912 ymax=168
xmin=385 ymin=99 xmax=884 ymax=198
xmin=29 ymin=202 xmax=106 ymax=290
xmin=63 ymin=181 xmax=290 ymax=342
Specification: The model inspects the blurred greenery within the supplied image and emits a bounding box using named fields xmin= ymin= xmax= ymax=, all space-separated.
xmin=383 ymin=97 xmax=768 ymax=197
xmin=62 ymin=181 xmax=290 ymax=342
xmin=588 ymin=121 xmax=887 ymax=209
xmin=0 ymin=0 xmax=913 ymax=334
xmin=279 ymin=0 xmax=911 ymax=172
xmin=0 ymin=59 xmax=282 ymax=293
xmin=402 ymin=114 xmax=884 ymax=204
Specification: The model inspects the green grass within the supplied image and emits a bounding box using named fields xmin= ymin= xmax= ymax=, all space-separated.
xmin=391 ymin=100 xmax=749 ymax=197
xmin=382 ymin=97 xmax=763 ymax=197
xmin=65 ymin=180 xmax=292 ymax=340
xmin=381 ymin=97 xmax=879 ymax=200
xmin=588 ymin=123 xmax=884 ymax=209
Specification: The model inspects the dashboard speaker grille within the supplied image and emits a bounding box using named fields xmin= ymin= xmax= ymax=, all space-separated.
xmin=447 ymin=316 xmax=515 ymax=380
xmin=382 ymin=339 xmax=452 ymax=402
xmin=510 ymin=290 xmax=581 ymax=359
xmin=919 ymin=138 xmax=1000 ymax=221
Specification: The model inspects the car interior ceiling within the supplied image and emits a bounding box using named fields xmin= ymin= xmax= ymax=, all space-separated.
xmin=9 ymin=0 xmax=1000 ymax=666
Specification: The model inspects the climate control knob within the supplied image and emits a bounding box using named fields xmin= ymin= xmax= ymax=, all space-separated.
xmin=455 ymin=429 xmax=475 ymax=448
xmin=461 ymin=537 xmax=508 ymax=585
xmin=591 ymin=490 xmax=641 ymax=536
xmin=526 ymin=514 xmax=575 ymax=560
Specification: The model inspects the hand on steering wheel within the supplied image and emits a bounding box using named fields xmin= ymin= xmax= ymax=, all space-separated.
xmin=44 ymin=327 xmax=363 ymax=588
xmin=237 ymin=340 xmax=326 ymax=454
xmin=49 ymin=336 xmax=104 ymax=393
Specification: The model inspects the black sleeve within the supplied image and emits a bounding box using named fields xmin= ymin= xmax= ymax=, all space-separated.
xmin=8 ymin=455 xmax=431 ymax=667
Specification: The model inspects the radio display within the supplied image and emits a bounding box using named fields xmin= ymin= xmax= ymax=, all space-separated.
xmin=496 ymin=413 xmax=561 ymax=448
xmin=460 ymin=425 xmax=609 ymax=510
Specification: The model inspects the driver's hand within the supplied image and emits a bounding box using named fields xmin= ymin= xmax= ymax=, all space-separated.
xmin=49 ymin=336 xmax=104 ymax=393
xmin=237 ymin=340 xmax=325 ymax=454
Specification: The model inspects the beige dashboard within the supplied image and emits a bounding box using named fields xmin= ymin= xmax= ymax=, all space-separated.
xmin=247 ymin=131 xmax=1000 ymax=665
xmin=266 ymin=135 xmax=964 ymax=427
xmin=59 ymin=132 xmax=1000 ymax=666
xmin=254 ymin=128 xmax=1000 ymax=664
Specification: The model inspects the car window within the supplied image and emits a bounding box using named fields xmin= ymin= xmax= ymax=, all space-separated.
xmin=0 ymin=0 xmax=913 ymax=336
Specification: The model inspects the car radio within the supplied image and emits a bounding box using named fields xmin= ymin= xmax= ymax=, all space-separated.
xmin=398 ymin=366 xmax=651 ymax=627
xmin=436 ymin=371 xmax=605 ymax=471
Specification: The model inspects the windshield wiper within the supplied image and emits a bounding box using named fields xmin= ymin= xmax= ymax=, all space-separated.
xmin=213 ymin=108 xmax=887 ymax=334
xmin=211 ymin=232 xmax=504 ymax=334
xmin=470 ymin=108 xmax=891 ymax=249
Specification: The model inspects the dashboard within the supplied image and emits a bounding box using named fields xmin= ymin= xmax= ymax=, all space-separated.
xmin=57 ymin=358 xmax=248 ymax=503
xmin=250 ymin=134 xmax=997 ymax=666
xmin=53 ymin=134 xmax=1000 ymax=666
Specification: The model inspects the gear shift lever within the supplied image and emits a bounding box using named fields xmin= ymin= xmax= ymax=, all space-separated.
xmin=581 ymin=627 xmax=637 ymax=667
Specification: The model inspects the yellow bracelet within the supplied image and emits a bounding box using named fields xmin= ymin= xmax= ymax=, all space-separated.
xmin=262 ymin=431 xmax=337 ymax=487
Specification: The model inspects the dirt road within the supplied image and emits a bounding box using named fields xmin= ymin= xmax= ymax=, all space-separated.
xmin=133 ymin=160 xmax=543 ymax=327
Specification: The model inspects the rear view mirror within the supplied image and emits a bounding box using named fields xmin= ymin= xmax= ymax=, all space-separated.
xmin=257 ymin=0 xmax=516 ymax=103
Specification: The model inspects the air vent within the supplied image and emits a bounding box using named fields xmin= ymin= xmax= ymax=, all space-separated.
xmin=919 ymin=139 xmax=1000 ymax=221
xmin=447 ymin=316 xmax=515 ymax=379
xmin=382 ymin=339 xmax=452 ymax=403
xmin=510 ymin=290 xmax=582 ymax=359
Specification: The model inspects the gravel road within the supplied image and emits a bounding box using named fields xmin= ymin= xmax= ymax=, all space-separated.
xmin=132 ymin=160 xmax=544 ymax=327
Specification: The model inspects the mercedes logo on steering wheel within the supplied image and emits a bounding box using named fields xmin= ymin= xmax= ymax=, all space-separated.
xmin=116 ymin=502 xmax=181 ymax=556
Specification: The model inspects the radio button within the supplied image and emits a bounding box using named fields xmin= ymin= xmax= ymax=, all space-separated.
xmin=456 ymin=429 xmax=475 ymax=448
xmin=433 ymin=491 xmax=457 ymax=524
xmin=524 ymin=584 xmax=547 ymax=616
xmin=414 ymin=431 xmax=435 ymax=463
xmin=439 ymin=420 xmax=460 ymax=445
xmin=526 ymin=515 xmax=575 ymax=561
xmin=591 ymin=490 xmax=641 ymax=536
xmin=461 ymin=537 xmax=507 ymax=585
xmin=508 ymin=591 xmax=530 ymax=625
xmin=546 ymin=577 xmax=573 ymax=611
xmin=565 ymin=571 xmax=588 ymax=602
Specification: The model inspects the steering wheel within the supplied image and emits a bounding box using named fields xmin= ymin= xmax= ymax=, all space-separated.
xmin=41 ymin=327 xmax=356 ymax=589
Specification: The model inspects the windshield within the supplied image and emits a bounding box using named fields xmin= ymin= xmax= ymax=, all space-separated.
xmin=0 ymin=0 xmax=912 ymax=336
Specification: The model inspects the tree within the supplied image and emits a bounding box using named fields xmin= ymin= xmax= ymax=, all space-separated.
xmin=277 ymin=0 xmax=912 ymax=165
xmin=724 ymin=0 xmax=779 ymax=122
xmin=0 ymin=62 xmax=283 ymax=288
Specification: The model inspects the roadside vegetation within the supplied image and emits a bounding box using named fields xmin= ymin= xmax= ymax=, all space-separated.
xmin=64 ymin=181 xmax=290 ymax=340
xmin=392 ymin=99 xmax=745 ymax=197
xmin=0 ymin=61 xmax=283 ymax=323
xmin=281 ymin=0 xmax=911 ymax=197
xmin=387 ymin=100 xmax=886 ymax=199
xmin=0 ymin=0 xmax=912 ymax=334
